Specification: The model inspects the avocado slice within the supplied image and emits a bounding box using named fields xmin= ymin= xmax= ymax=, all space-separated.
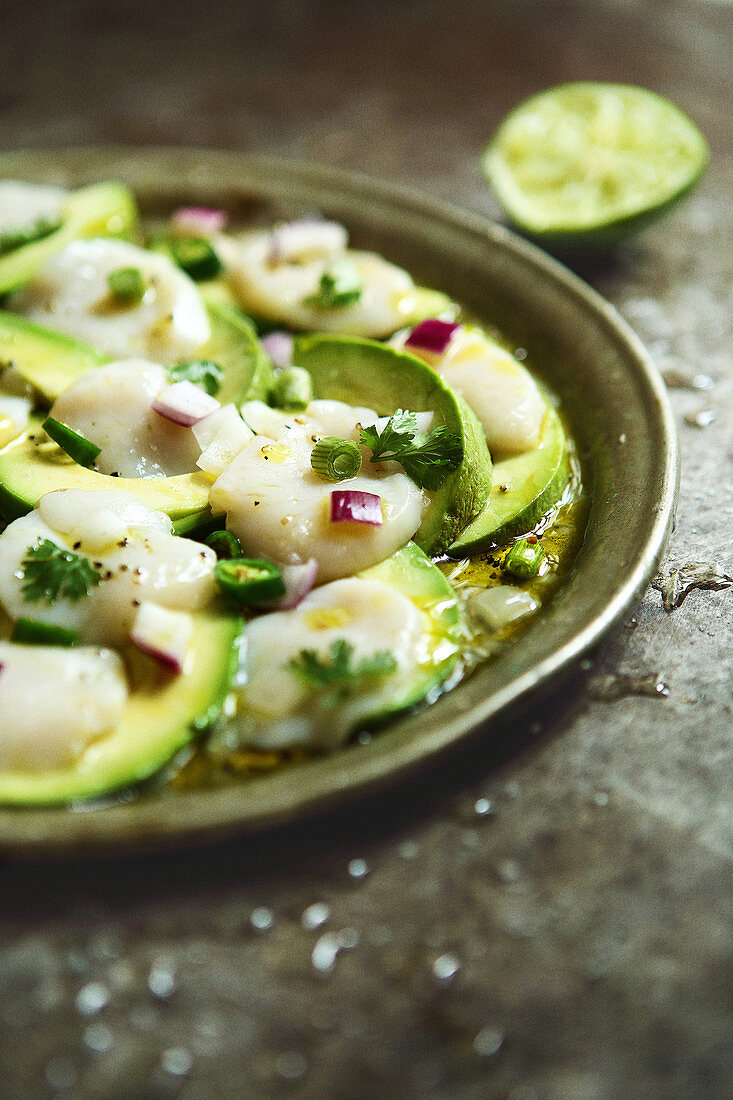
xmin=0 ymin=299 xmax=272 ymax=406
xmin=0 ymin=416 xmax=213 ymax=532
xmin=0 ymin=302 xmax=274 ymax=532
xmin=0 ymin=311 xmax=108 ymax=403
xmin=291 ymin=334 xmax=492 ymax=554
xmin=0 ymin=600 xmax=242 ymax=806
xmin=357 ymin=540 xmax=461 ymax=719
xmin=0 ymin=182 xmax=139 ymax=295
xmin=449 ymin=406 xmax=570 ymax=555
xmin=236 ymin=541 xmax=461 ymax=750
xmin=201 ymin=301 xmax=273 ymax=407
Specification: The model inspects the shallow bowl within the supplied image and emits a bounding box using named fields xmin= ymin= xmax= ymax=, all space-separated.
xmin=0 ymin=148 xmax=678 ymax=855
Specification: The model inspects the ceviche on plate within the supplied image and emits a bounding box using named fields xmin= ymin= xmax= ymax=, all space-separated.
xmin=0 ymin=175 xmax=584 ymax=807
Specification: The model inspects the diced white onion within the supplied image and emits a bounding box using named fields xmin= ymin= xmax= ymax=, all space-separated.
xmin=130 ymin=601 xmax=194 ymax=673
xmin=469 ymin=585 xmax=539 ymax=631
xmin=152 ymin=380 xmax=221 ymax=427
xmin=197 ymin=419 xmax=255 ymax=478
xmin=192 ymin=403 xmax=248 ymax=449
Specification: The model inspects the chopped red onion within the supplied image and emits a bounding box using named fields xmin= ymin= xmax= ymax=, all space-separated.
xmin=171 ymin=206 xmax=228 ymax=236
xmin=268 ymin=219 xmax=348 ymax=265
xmin=405 ymin=319 xmax=462 ymax=356
xmin=261 ymin=331 xmax=294 ymax=369
xmin=330 ymin=490 xmax=383 ymax=526
xmin=152 ymin=380 xmax=221 ymax=427
xmin=261 ymin=559 xmax=318 ymax=610
xmin=130 ymin=602 xmax=193 ymax=674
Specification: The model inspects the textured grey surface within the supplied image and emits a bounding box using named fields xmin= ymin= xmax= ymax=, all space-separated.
xmin=0 ymin=2 xmax=731 ymax=1098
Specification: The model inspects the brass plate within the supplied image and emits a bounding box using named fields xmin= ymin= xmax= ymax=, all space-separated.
xmin=0 ymin=149 xmax=678 ymax=855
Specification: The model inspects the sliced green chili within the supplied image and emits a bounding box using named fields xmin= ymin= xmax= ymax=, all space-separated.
xmin=205 ymin=529 xmax=241 ymax=560
xmin=167 ymin=236 xmax=223 ymax=281
xmin=12 ymin=618 xmax=78 ymax=646
xmin=215 ymin=557 xmax=286 ymax=605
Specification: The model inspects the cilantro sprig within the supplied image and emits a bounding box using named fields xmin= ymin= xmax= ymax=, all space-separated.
xmin=169 ymin=358 xmax=224 ymax=396
xmin=20 ymin=539 xmax=103 ymax=605
xmin=359 ymin=410 xmax=463 ymax=491
xmin=289 ymin=639 xmax=397 ymax=705
xmin=304 ymin=259 xmax=363 ymax=309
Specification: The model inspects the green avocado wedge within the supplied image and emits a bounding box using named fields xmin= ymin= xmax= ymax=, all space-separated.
xmin=238 ymin=541 xmax=462 ymax=751
xmin=0 ymin=302 xmax=274 ymax=533
xmin=449 ymin=405 xmax=570 ymax=555
xmin=292 ymin=334 xmax=492 ymax=553
xmin=0 ymin=182 xmax=139 ymax=295
xmin=358 ymin=541 xmax=462 ymax=719
xmin=0 ymin=299 xmax=272 ymax=406
xmin=0 ymin=311 xmax=108 ymax=404
xmin=200 ymin=301 xmax=273 ymax=406
xmin=0 ymin=414 xmax=214 ymax=533
xmin=0 ymin=601 xmax=242 ymax=806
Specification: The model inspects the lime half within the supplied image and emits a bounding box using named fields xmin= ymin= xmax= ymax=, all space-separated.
xmin=483 ymin=82 xmax=709 ymax=247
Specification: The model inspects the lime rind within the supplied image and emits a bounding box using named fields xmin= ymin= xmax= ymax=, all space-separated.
xmin=483 ymin=82 xmax=709 ymax=247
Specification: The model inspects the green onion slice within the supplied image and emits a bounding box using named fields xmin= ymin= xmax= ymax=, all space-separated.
xmin=271 ymin=366 xmax=313 ymax=410
xmin=42 ymin=417 xmax=101 ymax=467
xmin=12 ymin=618 xmax=78 ymax=646
xmin=215 ymin=558 xmax=286 ymax=605
xmin=107 ymin=266 xmax=146 ymax=304
xmin=503 ymin=536 xmax=546 ymax=579
xmin=167 ymin=236 xmax=223 ymax=281
xmin=205 ymin=530 xmax=241 ymax=560
xmin=311 ymin=436 xmax=363 ymax=481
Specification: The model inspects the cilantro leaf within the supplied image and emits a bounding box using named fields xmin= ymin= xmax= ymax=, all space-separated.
xmin=289 ymin=639 xmax=397 ymax=705
xmin=169 ymin=358 xmax=224 ymax=396
xmin=359 ymin=410 xmax=463 ymax=490
xmin=303 ymin=259 xmax=363 ymax=309
xmin=393 ymin=425 xmax=465 ymax=490
xmin=20 ymin=539 xmax=103 ymax=605
xmin=360 ymin=409 xmax=417 ymax=461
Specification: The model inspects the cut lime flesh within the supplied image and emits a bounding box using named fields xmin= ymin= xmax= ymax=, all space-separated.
xmin=483 ymin=82 xmax=709 ymax=246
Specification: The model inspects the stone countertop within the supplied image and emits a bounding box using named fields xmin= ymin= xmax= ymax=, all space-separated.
xmin=0 ymin=2 xmax=731 ymax=1097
